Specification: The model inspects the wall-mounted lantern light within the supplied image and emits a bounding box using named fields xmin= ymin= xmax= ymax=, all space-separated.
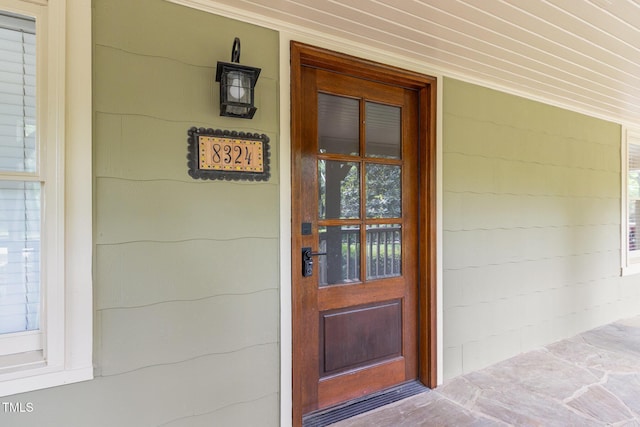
xmin=215 ymin=37 xmax=261 ymax=119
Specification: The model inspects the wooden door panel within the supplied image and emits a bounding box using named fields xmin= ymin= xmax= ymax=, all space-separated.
xmin=320 ymin=299 xmax=402 ymax=376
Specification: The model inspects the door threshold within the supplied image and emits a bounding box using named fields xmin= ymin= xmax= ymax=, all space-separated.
xmin=302 ymin=380 xmax=429 ymax=427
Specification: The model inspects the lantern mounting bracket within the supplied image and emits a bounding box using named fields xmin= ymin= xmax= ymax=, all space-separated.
xmin=231 ymin=37 xmax=241 ymax=63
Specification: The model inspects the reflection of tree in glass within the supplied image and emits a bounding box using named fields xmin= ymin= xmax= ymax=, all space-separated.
xmin=318 ymin=161 xmax=400 ymax=219
xmin=318 ymin=161 xmax=359 ymax=219
xmin=340 ymin=164 xmax=360 ymax=218
xmin=366 ymin=164 xmax=401 ymax=218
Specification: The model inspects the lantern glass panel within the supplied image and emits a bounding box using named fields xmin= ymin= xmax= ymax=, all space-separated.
xmin=225 ymin=70 xmax=251 ymax=103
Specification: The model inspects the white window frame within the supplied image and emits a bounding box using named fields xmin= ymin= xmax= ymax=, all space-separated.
xmin=0 ymin=0 xmax=92 ymax=397
xmin=622 ymin=127 xmax=640 ymax=276
xmin=0 ymin=12 xmax=41 ymax=356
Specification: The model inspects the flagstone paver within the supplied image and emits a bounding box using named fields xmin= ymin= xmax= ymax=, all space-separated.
xmin=331 ymin=316 xmax=640 ymax=426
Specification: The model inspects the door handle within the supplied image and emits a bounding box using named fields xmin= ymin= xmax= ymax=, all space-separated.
xmin=302 ymin=247 xmax=327 ymax=277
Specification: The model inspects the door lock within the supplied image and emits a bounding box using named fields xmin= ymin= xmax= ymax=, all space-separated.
xmin=302 ymin=247 xmax=327 ymax=277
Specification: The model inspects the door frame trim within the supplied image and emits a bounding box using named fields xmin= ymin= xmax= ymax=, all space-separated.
xmin=290 ymin=41 xmax=438 ymax=425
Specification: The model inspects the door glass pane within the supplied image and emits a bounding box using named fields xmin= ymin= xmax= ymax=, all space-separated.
xmin=318 ymin=226 xmax=360 ymax=286
xmin=319 ymin=160 xmax=360 ymax=219
xmin=366 ymin=225 xmax=401 ymax=280
xmin=366 ymin=102 xmax=400 ymax=159
xmin=0 ymin=180 xmax=40 ymax=334
xmin=318 ymin=93 xmax=359 ymax=155
xmin=366 ymin=164 xmax=401 ymax=218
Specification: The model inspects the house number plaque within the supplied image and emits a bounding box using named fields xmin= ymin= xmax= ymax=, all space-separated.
xmin=199 ymin=136 xmax=263 ymax=172
xmin=187 ymin=127 xmax=270 ymax=181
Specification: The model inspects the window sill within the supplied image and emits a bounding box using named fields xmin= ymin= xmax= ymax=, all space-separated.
xmin=0 ymin=351 xmax=44 ymax=374
xmin=621 ymin=262 xmax=640 ymax=276
xmin=0 ymin=361 xmax=93 ymax=397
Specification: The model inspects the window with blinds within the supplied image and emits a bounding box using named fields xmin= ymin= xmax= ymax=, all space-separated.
xmin=629 ymin=140 xmax=640 ymax=255
xmin=0 ymin=12 xmax=40 ymax=336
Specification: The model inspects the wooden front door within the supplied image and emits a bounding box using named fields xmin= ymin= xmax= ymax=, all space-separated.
xmin=291 ymin=42 xmax=437 ymax=424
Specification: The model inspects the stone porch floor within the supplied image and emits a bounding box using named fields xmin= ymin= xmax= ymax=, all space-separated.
xmin=331 ymin=316 xmax=640 ymax=426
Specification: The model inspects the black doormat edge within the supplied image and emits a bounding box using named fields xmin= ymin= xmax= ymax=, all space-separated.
xmin=302 ymin=380 xmax=430 ymax=427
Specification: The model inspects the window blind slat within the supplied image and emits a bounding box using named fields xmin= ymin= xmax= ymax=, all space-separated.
xmin=628 ymin=142 xmax=640 ymax=251
xmin=0 ymin=14 xmax=37 ymax=178
xmin=0 ymin=178 xmax=40 ymax=335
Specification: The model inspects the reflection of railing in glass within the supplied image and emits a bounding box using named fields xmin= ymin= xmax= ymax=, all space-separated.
xmin=318 ymin=227 xmax=359 ymax=286
xmin=318 ymin=226 xmax=401 ymax=286
xmin=367 ymin=226 xmax=402 ymax=280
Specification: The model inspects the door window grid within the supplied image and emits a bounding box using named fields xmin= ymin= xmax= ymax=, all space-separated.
xmin=317 ymin=94 xmax=403 ymax=285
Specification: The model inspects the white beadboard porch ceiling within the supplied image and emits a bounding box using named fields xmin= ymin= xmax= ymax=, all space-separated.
xmin=177 ymin=0 xmax=640 ymax=128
